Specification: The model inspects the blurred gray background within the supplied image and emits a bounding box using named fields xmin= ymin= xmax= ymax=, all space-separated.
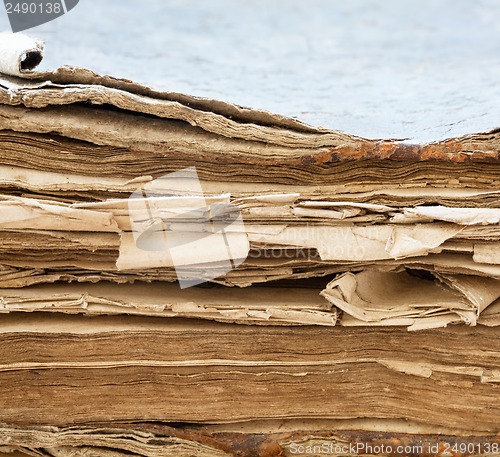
xmin=1 ymin=0 xmax=499 ymax=142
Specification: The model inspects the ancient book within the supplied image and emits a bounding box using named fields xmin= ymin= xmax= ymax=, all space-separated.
xmin=0 ymin=7 xmax=498 ymax=455
xmin=0 ymin=314 xmax=498 ymax=456
xmin=0 ymin=34 xmax=498 ymax=329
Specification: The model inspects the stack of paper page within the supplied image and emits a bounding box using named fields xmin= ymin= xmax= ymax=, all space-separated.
xmin=0 ymin=23 xmax=499 ymax=456
xmin=0 ymin=33 xmax=499 ymax=331
xmin=0 ymin=315 xmax=498 ymax=457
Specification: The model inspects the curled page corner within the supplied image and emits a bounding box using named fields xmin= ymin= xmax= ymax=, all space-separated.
xmin=0 ymin=32 xmax=44 ymax=77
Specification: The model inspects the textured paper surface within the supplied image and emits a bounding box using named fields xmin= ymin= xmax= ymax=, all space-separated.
xmin=1 ymin=0 xmax=499 ymax=144
xmin=0 ymin=3 xmax=499 ymax=455
xmin=321 ymin=270 xmax=500 ymax=330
